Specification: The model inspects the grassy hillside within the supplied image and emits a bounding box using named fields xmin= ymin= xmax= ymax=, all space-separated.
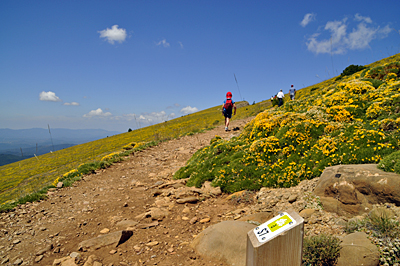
xmin=0 ymin=99 xmax=269 ymax=209
xmin=3 ymin=53 xmax=400 ymax=211
xmin=174 ymin=53 xmax=400 ymax=192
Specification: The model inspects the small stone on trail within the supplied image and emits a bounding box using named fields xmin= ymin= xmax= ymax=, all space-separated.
xmin=138 ymin=221 xmax=159 ymax=229
xmin=70 ymin=252 xmax=80 ymax=258
xmin=12 ymin=258 xmax=23 ymax=265
xmin=233 ymin=215 xmax=241 ymax=220
xmin=109 ymin=249 xmax=117 ymax=254
xmin=189 ymin=217 xmax=198 ymax=224
xmin=145 ymin=241 xmax=159 ymax=247
xmin=36 ymin=244 xmax=54 ymax=256
xmin=288 ymin=194 xmax=298 ymax=203
xmin=116 ymin=220 xmax=139 ymax=228
xmin=154 ymin=181 xmax=164 ymax=186
xmin=299 ymin=209 xmax=316 ymax=219
xmin=176 ymin=197 xmax=198 ymax=204
xmin=34 ymin=255 xmax=43 ymax=263
xmin=200 ymin=217 xmax=210 ymax=223
xmin=100 ymin=228 xmax=110 ymax=234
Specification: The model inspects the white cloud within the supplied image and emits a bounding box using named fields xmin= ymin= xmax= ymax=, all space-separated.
xmin=64 ymin=102 xmax=80 ymax=106
xmin=132 ymin=111 xmax=176 ymax=125
xmin=122 ymin=113 xmax=137 ymax=121
xmin=83 ymin=108 xmax=112 ymax=118
xmin=139 ymin=111 xmax=167 ymax=121
xmin=156 ymin=39 xmax=170 ymax=47
xmin=167 ymin=103 xmax=181 ymax=109
xmin=180 ymin=106 xmax=198 ymax=114
xmin=300 ymin=13 xmax=316 ymax=27
xmin=39 ymin=91 xmax=61 ymax=102
xmin=347 ymin=23 xmax=377 ymax=49
xmin=178 ymin=41 xmax=184 ymax=48
xmin=306 ymin=15 xmax=392 ymax=55
xmin=98 ymin=25 xmax=127 ymax=45
xmin=355 ymin=13 xmax=372 ymax=24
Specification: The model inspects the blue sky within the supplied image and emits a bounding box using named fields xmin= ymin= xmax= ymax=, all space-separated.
xmin=1 ymin=1 xmax=399 ymax=132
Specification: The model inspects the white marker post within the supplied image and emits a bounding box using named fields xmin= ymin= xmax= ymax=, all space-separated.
xmin=246 ymin=210 xmax=304 ymax=266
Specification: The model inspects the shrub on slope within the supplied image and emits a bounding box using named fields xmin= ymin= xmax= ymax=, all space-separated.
xmin=174 ymin=60 xmax=400 ymax=193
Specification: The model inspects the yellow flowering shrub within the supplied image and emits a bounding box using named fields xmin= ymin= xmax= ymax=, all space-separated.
xmin=316 ymin=137 xmax=338 ymax=156
xmin=123 ymin=142 xmax=136 ymax=150
xmin=62 ymin=169 xmax=78 ymax=177
xmin=175 ymin=56 xmax=400 ymax=193
xmin=366 ymin=102 xmax=390 ymax=118
xmin=326 ymin=106 xmax=353 ymax=122
xmin=386 ymin=72 xmax=397 ymax=83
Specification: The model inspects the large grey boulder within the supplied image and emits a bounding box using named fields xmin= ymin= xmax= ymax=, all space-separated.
xmin=337 ymin=232 xmax=379 ymax=266
xmin=314 ymin=164 xmax=400 ymax=216
xmin=191 ymin=220 xmax=256 ymax=266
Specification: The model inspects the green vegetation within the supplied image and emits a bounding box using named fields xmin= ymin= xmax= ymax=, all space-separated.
xmin=302 ymin=234 xmax=342 ymax=266
xmin=377 ymin=239 xmax=400 ymax=266
xmin=0 ymin=100 xmax=270 ymax=210
xmin=345 ymin=211 xmax=400 ymax=238
xmin=174 ymin=53 xmax=400 ymax=193
xmin=378 ymin=150 xmax=400 ymax=174
xmin=345 ymin=208 xmax=400 ymax=265
xmin=341 ymin=64 xmax=366 ymax=77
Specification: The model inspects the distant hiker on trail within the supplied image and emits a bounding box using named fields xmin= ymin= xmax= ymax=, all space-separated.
xmin=222 ymin=91 xmax=236 ymax=131
xmin=277 ymin=89 xmax=284 ymax=107
xmin=289 ymin=85 xmax=296 ymax=100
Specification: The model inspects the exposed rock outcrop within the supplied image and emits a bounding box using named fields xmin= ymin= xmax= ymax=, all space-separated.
xmin=314 ymin=164 xmax=400 ymax=216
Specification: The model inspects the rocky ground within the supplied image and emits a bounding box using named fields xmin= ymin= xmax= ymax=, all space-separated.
xmin=0 ymin=117 xmax=350 ymax=266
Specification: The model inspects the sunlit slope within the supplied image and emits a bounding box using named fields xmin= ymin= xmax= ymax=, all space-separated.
xmin=174 ymin=53 xmax=400 ymax=193
xmin=0 ymin=100 xmax=268 ymax=205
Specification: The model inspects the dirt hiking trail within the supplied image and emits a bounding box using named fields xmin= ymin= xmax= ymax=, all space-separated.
xmin=1 ymin=118 xmax=258 ymax=266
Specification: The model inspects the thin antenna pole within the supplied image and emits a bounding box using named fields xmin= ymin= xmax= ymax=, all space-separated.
xmin=330 ymin=36 xmax=335 ymax=77
xmin=234 ymin=73 xmax=243 ymax=101
xmin=133 ymin=114 xmax=139 ymax=129
xmin=48 ymin=124 xmax=55 ymax=152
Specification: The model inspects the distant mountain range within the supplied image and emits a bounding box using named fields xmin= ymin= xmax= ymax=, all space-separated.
xmin=0 ymin=128 xmax=121 ymax=166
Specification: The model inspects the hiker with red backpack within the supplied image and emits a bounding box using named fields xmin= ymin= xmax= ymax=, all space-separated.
xmin=222 ymin=92 xmax=237 ymax=131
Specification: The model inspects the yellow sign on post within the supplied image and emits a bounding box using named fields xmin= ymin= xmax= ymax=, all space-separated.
xmin=253 ymin=212 xmax=296 ymax=243
xmin=246 ymin=210 xmax=304 ymax=266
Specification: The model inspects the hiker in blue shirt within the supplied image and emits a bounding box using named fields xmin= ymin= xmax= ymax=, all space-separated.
xmin=222 ymin=92 xmax=237 ymax=131
xmin=289 ymin=85 xmax=296 ymax=100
